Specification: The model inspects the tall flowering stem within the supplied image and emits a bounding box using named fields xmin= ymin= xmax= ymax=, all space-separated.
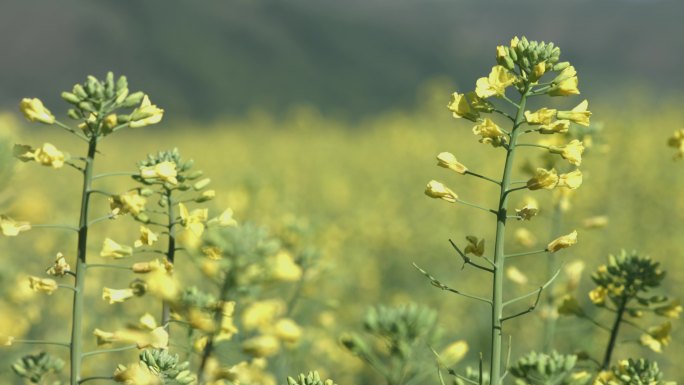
xmin=163 ymin=187 xmax=176 ymax=330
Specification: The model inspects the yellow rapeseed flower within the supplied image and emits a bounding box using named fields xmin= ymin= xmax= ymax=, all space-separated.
xmin=146 ymin=269 xmax=179 ymax=301
xmin=102 ymin=288 xmax=136 ymax=304
xmin=549 ymin=66 xmax=579 ymax=96
xmin=20 ymin=98 xmax=55 ymax=124
xmin=437 ymin=340 xmax=468 ymax=367
xmin=94 ymin=328 xmax=119 ymax=345
xmin=424 ymin=180 xmax=458 ymax=203
xmin=46 ymin=252 xmax=71 ymax=276
xmin=526 ymin=168 xmax=559 ymax=190
xmin=1 ymin=335 xmax=14 ymax=346
xmin=583 ymin=216 xmax=609 ymax=229
xmin=113 ymin=363 xmax=160 ymax=385
xmin=515 ymin=196 xmax=539 ymax=220
xmin=514 ymin=228 xmax=537 ymax=247
xmin=28 ymin=276 xmax=59 ymax=294
xmin=589 ymin=286 xmax=608 ymax=305
xmin=557 ymin=295 xmax=583 ymax=316
xmin=475 ymin=66 xmax=517 ymax=98
xmin=640 ymin=322 xmax=671 ymax=353
xmin=539 ymin=120 xmax=570 ymax=135
xmin=131 ymin=259 xmax=162 ymax=273
xmin=547 ymin=230 xmax=578 ymax=252
xmin=472 ymin=118 xmax=507 ymax=147
xmin=242 ymin=300 xmax=286 ymax=331
xmin=129 ymin=95 xmax=164 ymax=128
xmin=33 ymin=143 xmax=67 ymax=168
xmin=655 ymin=300 xmax=682 ymax=319
xmin=110 ymin=190 xmax=147 ymax=216
xmin=274 ymin=318 xmax=303 ymax=343
xmin=242 ymin=335 xmax=281 ymax=358
xmin=550 ymin=139 xmax=585 ymax=166
xmin=506 ymin=266 xmax=528 ymax=285
xmin=140 ymin=161 xmax=178 ymax=185
xmin=557 ymin=100 xmax=591 ymax=126
xmin=207 ymin=208 xmax=238 ymax=227
xmin=668 ymin=129 xmax=684 ymax=159
xmin=100 ymin=238 xmax=133 ymax=259
xmin=0 ymin=215 xmax=31 ymax=236
xmin=524 ymin=108 xmax=557 ymax=125
xmin=436 ymin=152 xmax=468 ymax=174
xmin=134 ymin=226 xmax=158 ymax=248
xmin=558 ymin=170 xmax=583 ymax=189
xmin=269 ymin=251 xmax=303 ymax=282
xmin=447 ymin=92 xmax=479 ymax=122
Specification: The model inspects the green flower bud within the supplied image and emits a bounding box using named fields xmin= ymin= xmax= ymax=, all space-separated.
xmin=553 ymin=62 xmax=571 ymax=71
xmin=193 ymin=178 xmax=211 ymax=190
xmin=61 ymin=91 xmax=81 ymax=104
xmin=67 ymin=108 xmax=82 ymax=120
xmin=105 ymin=72 xmax=115 ymax=98
xmin=121 ymin=91 xmax=145 ymax=108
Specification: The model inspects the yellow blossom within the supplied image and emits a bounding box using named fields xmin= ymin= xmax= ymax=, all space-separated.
xmin=146 ymin=269 xmax=179 ymax=301
xmin=532 ymin=61 xmax=546 ymax=81
xmin=94 ymin=328 xmax=119 ymax=345
xmin=103 ymin=288 xmax=136 ymax=304
xmin=550 ymin=140 xmax=584 ymax=166
xmin=583 ymin=216 xmax=609 ymax=229
xmin=131 ymin=259 xmax=162 ymax=273
xmin=140 ymin=161 xmax=177 ymax=185
xmin=274 ymin=318 xmax=303 ymax=343
xmin=547 ymin=230 xmax=577 ymax=252
xmin=564 ymin=260 xmax=585 ymax=290
xmin=188 ymin=308 xmax=216 ymax=332
xmin=668 ymin=129 xmax=684 ymax=159
xmin=506 ymin=267 xmax=528 ymax=285
xmin=129 ymin=95 xmax=164 ymax=128
xmin=1 ymin=215 xmax=31 ymax=236
xmin=514 ymin=228 xmax=537 ymax=247
xmin=269 ymin=251 xmax=303 ymax=282
xmin=20 ymin=98 xmax=55 ymax=124
xmin=1 ymin=335 xmax=14 ymax=346
xmin=207 ymin=208 xmax=238 ymax=227
xmin=202 ymin=246 xmax=223 ymax=260
xmin=242 ymin=335 xmax=281 ymax=358
xmin=101 ymin=238 xmax=133 ymax=259
xmin=424 ymin=180 xmax=457 ymax=203
xmin=110 ymin=190 xmax=147 ymax=217
xmin=113 ymin=363 xmax=160 ymax=385
xmin=524 ymin=108 xmax=557 ymax=125
xmin=34 ymin=143 xmax=67 ymax=168
xmin=46 ymin=252 xmax=71 ymax=276
xmin=527 ymin=168 xmax=559 ymax=190
xmin=589 ymin=286 xmax=608 ymax=305
xmin=28 ymin=276 xmax=58 ymax=294
xmin=640 ymin=322 xmax=671 ymax=353
xmin=475 ymin=66 xmax=517 ymax=98
xmin=437 ymin=340 xmax=468 ymax=367
xmin=549 ymin=66 xmax=579 ymax=96
xmin=557 ymin=100 xmax=591 ymax=126
xmin=515 ymin=196 xmax=539 ymax=220
xmin=510 ymin=36 xmax=520 ymax=48
xmin=138 ymin=313 xmax=158 ymax=330
xmin=539 ymin=120 xmax=570 ymax=135
xmin=242 ymin=300 xmax=285 ymax=331
xmin=103 ymin=113 xmax=118 ymax=130
xmin=134 ymin=226 xmax=158 ymax=248
xmin=655 ymin=300 xmax=682 ymax=319
xmin=558 ymin=295 xmax=583 ymax=316
xmin=472 ymin=118 xmax=507 ymax=147
xmin=447 ymin=92 xmax=490 ymax=122
xmin=558 ymin=170 xmax=583 ymax=189
xmin=216 ymin=301 xmax=238 ymax=342
xmin=464 ymin=235 xmax=485 ymax=257
xmin=436 ymin=152 xmax=467 ymax=174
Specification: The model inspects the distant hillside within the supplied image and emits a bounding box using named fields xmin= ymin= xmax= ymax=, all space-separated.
xmin=1 ymin=0 xmax=682 ymax=121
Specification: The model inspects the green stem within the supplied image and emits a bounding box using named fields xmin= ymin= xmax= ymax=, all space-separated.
xmin=91 ymin=172 xmax=136 ymax=181
xmin=464 ymin=170 xmax=501 ymax=186
xmin=86 ymin=264 xmax=132 ymax=271
xmin=162 ymin=188 xmax=175 ymax=332
xmin=70 ymin=137 xmax=98 ymax=385
xmin=13 ymin=339 xmax=70 ymax=348
xmin=78 ymin=376 xmax=114 ymax=384
xmin=602 ymin=297 xmax=628 ymax=370
xmin=490 ymin=88 xmax=528 ymax=385
xmin=455 ymin=199 xmax=497 ymax=215
xmin=81 ymin=344 xmax=138 ymax=358
xmin=543 ymin=202 xmax=563 ymax=352
xmin=30 ymin=224 xmax=79 ymax=232
xmin=197 ymin=272 xmax=235 ymax=383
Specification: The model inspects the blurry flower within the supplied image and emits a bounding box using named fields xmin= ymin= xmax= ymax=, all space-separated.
xmin=103 ymin=113 xmax=118 ymax=130
xmin=438 ymin=340 xmax=468 ymax=367
xmin=539 ymin=120 xmax=570 ymax=135
xmin=1 ymin=335 xmax=14 ymax=346
xmin=242 ymin=335 xmax=280 ymax=358
xmin=527 ymin=168 xmax=559 ymax=190
xmin=472 ymin=118 xmax=507 ymax=147
xmin=188 ymin=308 xmax=216 ymax=332
xmin=557 ymin=100 xmax=591 ymax=126
xmin=28 ymin=276 xmax=58 ymax=294
xmin=101 ymin=238 xmax=133 ymax=259
xmin=436 ymin=152 xmax=468 ymax=174
xmin=558 ymin=295 xmax=583 ymax=316
xmin=506 ymin=266 xmax=528 ymax=285
xmin=146 ymin=269 xmax=179 ymax=301
xmin=138 ymin=313 xmax=158 ymax=330
xmin=515 ymin=197 xmax=539 ymax=220
xmin=1 ymin=215 xmax=31 ymax=236
xmin=589 ymin=286 xmax=608 ymax=306
xmin=424 ymin=180 xmax=458 ymax=203
xmin=274 ymin=318 xmax=303 ymax=343
xmin=654 ymin=300 xmax=682 ymax=319
xmin=668 ymin=129 xmax=684 ymax=159
xmin=216 ymin=302 xmax=238 ymax=342
xmin=110 ymin=190 xmax=147 ymax=216
xmin=46 ymin=252 xmax=71 ymax=276
xmin=202 ymin=246 xmax=223 ymax=260
xmin=140 ymin=161 xmax=177 ymax=185
xmin=242 ymin=300 xmax=286 ymax=331
xmin=475 ymin=65 xmax=517 ymax=98
xmin=558 ymin=170 xmax=583 ymax=189
xmin=113 ymin=363 xmax=161 ymax=385
xmin=514 ymin=228 xmax=537 ymax=247
xmin=94 ymin=328 xmax=119 ymax=345
xmin=20 ymin=98 xmax=55 ymax=124
xmin=131 ymin=259 xmax=162 ymax=273
xmin=269 ymin=251 xmax=303 ymax=282
xmin=464 ymin=235 xmax=485 ymax=257
xmin=134 ymin=226 xmax=158 ymax=248
xmin=547 ymin=230 xmax=577 ymax=252
xmin=554 ymin=188 xmax=574 ymax=212
xmin=525 ymin=108 xmax=557 ymax=125
xmin=129 ymin=95 xmax=164 ymax=128
xmin=550 ymin=140 xmax=585 ymax=166
xmin=640 ymin=322 xmax=671 ymax=353
xmin=207 ymin=208 xmax=237 ymax=227
xmin=583 ymin=216 xmax=609 ymax=229
xmin=549 ymin=66 xmax=579 ymax=96
xmin=103 ymin=288 xmax=136 ymax=304
xmin=564 ymin=260 xmax=585 ymax=290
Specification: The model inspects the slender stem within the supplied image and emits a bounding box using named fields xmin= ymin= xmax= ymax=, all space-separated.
xmin=492 ymin=109 xmax=515 ymax=123
xmin=465 ymin=170 xmax=501 ymax=186
xmin=577 ymin=313 xmax=611 ymax=332
xmin=87 ymin=214 xmax=115 ymax=227
xmin=490 ymin=87 xmax=528 ymax=385
xmin=516 ymin=143 xmax=551 ymax=150
xmin=58 ymin=284 xmax=77 ymax=292
xmin=87 ymin=189 xmax=113 ymax=197
xmin=162 ymin=188 xmax=175 ymax=332
xmin=13 ymin=339 xmax=70 ymax=348
xmin=413 ymin=263 xmax=492 ymax=305
xmin=455 ymin=199 xmax=497 ymax=215
xmin=92 ymin=172 xmax=136 ymax=181
xmin=86 ymin=264 xmax=132 ymax=271
xmin=197 ymin=272 xmax=235 ymax=383
xmin=602 ymin=297 xmax=628 ymax=370
xmin=505 ymin=249 xmax=548 ymax=259
xmin=79 ymin=376 xmax=114 ymax=384
xmin=543 ymin=202 xmax=563 ymax=352
xmin=31 ymin=224 xmax=79 ymax=232
xmin=70 ymin=137 xmax=98 ymax=385
xmin=54 ymin=120 xmax=89 ymax=142
xmin=82 ymin=344 xmax=138 ymax=358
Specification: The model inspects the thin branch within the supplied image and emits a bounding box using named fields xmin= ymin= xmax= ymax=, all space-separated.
xmin=501 ymin=287 xmax=543 ymax=322
xmin=503 ymin=185 xmax=529 ymax=197
xmin=505 ymin=249 xmax=548 ymax=259
xmin=58 ymin=284 xmax=77 ymax=292
xmin=87 ymin=189 xmax=113 ymax=197
xmin=54 ymin=120 xmax=89 ymax=142
xmin=413 ymin=263 xmax=492 ymax=305
xmin=448 ymin=239 xmax=494 ymax=273
xmin=447 ymin=369 xmax=479 ymax=385
xmin=455 ymin=198 xmax=498 ymax=215
xmin=65 ymin=162 xmax=85 ymax=173
xmin=503 ymin=267 xmax=561 ymax=307
xmin=31 ymin=224 xmax=79 ymax=232
xmin=464 ymin=170 xmax=501 ymax=186
xmin=86 ymin=264 xmax=132 ymax=271
xmin=92 ymin=172 xmax=137 ymax=181
xmin=516 ymin=143 xmax=551 ymax=150
xmin=81 ymin=344 xmax=138 ymax=358
xmin=577 ymin=314 xmax=612 ymax=332
xmin=87 ymin=214 xmax=116 ymax=227
xmin=501 ymin=94 xmax=520 ymax=109
xmin=492 ymin=108 xmax=515 ymax=123
xmin=79 ymin=376 xmax=114 ymax=384
xmin=12 ymin=339 xmax=70 ymax=348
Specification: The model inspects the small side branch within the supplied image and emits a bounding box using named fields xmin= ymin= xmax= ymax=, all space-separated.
xmin=448 ymin=239 xmax=494 ymax=273
xmin=501 ymin=287 xmax=543 ymax=322
xmin=81 ymin=344 xmax=138 ymax=359
xmin=12 ymin=339 xmax=70 ymax=348
xmin=492 ymin=108 xmax=515 ymax=123
xmin=92 ymin=172 xmax=137 ymax=181
xmin=413 ymin=263 xmax=492 ymax=305
xmin=464 ymin=170 xmax=501 ymax=186
xmin=505 ymin=248 xmax=548 ymax=259
xmin=31 ymin=224 xmax=79 ymax=232
xmin=503 ymin=267 xmax=561 ymax=307
xmin=455 ymin=198 xmax=498 ymax=215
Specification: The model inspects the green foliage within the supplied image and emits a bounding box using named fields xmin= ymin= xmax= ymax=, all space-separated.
xmin=286 ymin=371 xmax=336 ymax=385
xmin=11 ymin=352 xmax=64 ymax=384
xmin=510 ymin=351 xmax=591 ymax=385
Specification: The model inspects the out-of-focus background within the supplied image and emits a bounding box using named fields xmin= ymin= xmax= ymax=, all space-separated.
xmin=1 ymin=0 xmax=683 ymax=383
